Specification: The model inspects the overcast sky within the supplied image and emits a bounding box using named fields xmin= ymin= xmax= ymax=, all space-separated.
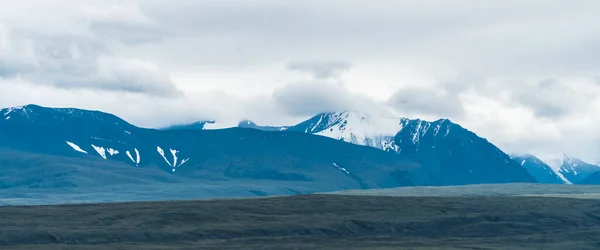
xmin=1 ymin=0 xmax=600 ymax=162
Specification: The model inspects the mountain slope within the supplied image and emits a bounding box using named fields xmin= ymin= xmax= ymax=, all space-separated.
xmin=556 ymin=155 xmax=600 ymax=184
xmin=390 ymin=118 xmax=535 ymax=185
xmin=510 ymin=154 xmax=567 ymax=184
xmin=238 ymin=120 xmax=289 ymax=131
xmin=286 ymin=112 xmax=400 ymax=151
xmin=577 ymin=171 xmax=600 ymax=185
xmin=0 ymin=105 xmax=419 ymax=191
xmin=238 ymin=112 xmax=536 ymax=185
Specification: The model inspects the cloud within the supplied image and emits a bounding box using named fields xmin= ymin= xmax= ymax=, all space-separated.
xmin=0 ymin=1 xmax=177 ymax=96
xmin=387 ymin=86 xmax=464 ymax=118
xmin=272 ymin=80 xmax=383 ymax=116
xmin=288 ymin=61 xmax=352 ymax=80
xmin=509 ymin=79 xmax=587 ymax=118
xmin=272 ymin=81 xmax=355 ymax=116
xmin=2 ymin=0 xmax=600 ymax=161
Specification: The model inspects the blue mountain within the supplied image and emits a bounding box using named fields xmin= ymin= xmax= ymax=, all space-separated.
xmin=578 ymin=171 xmax=600 ymax=185
xmin=237 ymin=112 xmax=536 ymax=185
xmin=556 ymin=155 xmax=600 ymax=184
xmin=510 ymin=154 xmax=567 ymax=184
xmin=238 ymin=120 xmax=289 ymax=131
xmin=1 ymin=105 xmax=421 ymax=191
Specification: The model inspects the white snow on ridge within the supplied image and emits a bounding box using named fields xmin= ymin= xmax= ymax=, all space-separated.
xmin=126 ymin=148 xmax=141 ymax=166
xmin=126 ymin=150 xmax=135 ymax=164
xmin=157 ymin=146 xmax=189 ymax=171
xmin=2 ymin=106 xmax=24 ymax=116
xmin=91 ymin=144 xmax=107 ymax=159
xmin=543 ymin=156 xmax=573 ymax=184
xmin=381 ymin=140 xmax=400 ymax=153
xmin=135 ymin=148 xmax=140 ymax=164
xmin=314 ymin=112 xmax=401 ymax=150
xmin=170 ymin=149 xmax=179 ymax=166
xmin=107 ymin=148 xmax=119 ymax=156
xmin=157 ymin=146 xmax=172 ymax=167
xmin=66 ymin=141 xmax=88 ymax=154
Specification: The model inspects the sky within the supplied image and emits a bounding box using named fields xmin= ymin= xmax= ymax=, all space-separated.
xmin=1 ymin=0 xmax=600 ymax=162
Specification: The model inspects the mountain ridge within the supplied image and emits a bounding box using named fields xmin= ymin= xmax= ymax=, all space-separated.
xmin=510 ymin=154 xmax=568 ymax=184
xmin=167 ymin=110 xmax=537 ymax=185
xmin=0 ymin=104 xmax=536 ymax=189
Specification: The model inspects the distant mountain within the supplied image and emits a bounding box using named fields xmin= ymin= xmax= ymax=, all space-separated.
xmin=0 ymin=105 xmax=421 ymax=191
xmin=390 ymin=118 xmax=535 ymax=185
xmin=510 ymin=154 xmax=567 ymax=184
xmin=0 ymin=105 xmax=537 ymax=188
xmin=577 ymin=171 xmax=600 ymax=185
xmin=162 ymin=120 xmax=216 ymax=130
xmin=241 ymin=112 xmax=402 ymax=151
xmin=240 ymin=111 xmax=536 ymax=185
xmin=556 ymin=155 xmax=600 ymax=184
xmin=238 ymin=120 xmax=289 ymax=131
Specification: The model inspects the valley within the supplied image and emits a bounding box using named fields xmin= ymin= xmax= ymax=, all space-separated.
xmin=3 ymin=195 xmax=600 ymax=249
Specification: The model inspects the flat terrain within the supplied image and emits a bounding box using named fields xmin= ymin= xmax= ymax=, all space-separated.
xmin=2 ymin=195 xmax=600 ymax=249
xmin=5 ymin=183 xmax=600 ymax=206
xmin=332 ymin=183 xmax=600 ymax=198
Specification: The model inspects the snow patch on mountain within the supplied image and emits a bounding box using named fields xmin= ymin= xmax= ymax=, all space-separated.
xmin=135 ymin=148 xmax=141 ymax=164
xmin=91 ymin=145 xmax=108 ymax=159
xmin=107 ymin=148 xmax=119 ymax=156
xmin=333 ymin=163 xmax=350 ymax=175
xmin=2 ymin=106 xmax=24 ymax=117
xmin=307 ymin=112 xmax=401 ymax=150
xmin=157 ymin=146 xmax=189 ymax=171
xmin=126 ymin=151 xmax=135 ymax=164
xmin=66 ymin=141 xmax=87 ymax=154
xmin=125 ymin=148 xmax=141 ymax=166
xmin=157 ymin=146 xmax=172 ymax=167
xmin=170 ymin=149 xmax=179 ymax=166
xmin=513 ymin=154 xmax=570 ymax=184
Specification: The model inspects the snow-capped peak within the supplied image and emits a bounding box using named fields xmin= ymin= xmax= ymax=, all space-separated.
xmin=306 ymin=111 xmax=402 ymax=149
xmin=511 ymin=153 xmax=571 ymax=184
xmin=311 ymin=111 xmax=401 ymax=136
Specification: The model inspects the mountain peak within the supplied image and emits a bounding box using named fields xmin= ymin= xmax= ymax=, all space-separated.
xmin=1 ymin=104 xmax=134 ymax=130
xmin=556 ymin=155 xmax=600 ymax=184
xmin=510 ymin=153 xmax=568 ymax=184
xmin=238 ymin=119 xmax=257 ymax=127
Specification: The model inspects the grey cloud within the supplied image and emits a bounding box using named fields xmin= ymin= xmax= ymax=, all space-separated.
xmin=272 ymin=80 xmax=377 ymax=116
xmin=135 ymin=0 xmax=600 ymax=76
xmin=441 ymin=73 xmax=487 ymax=94
xmin=3 ymin=0 xmax=600 ymax=160
xmin=89 ymin=21 xmax=164 ymax=45
xmin=387 ymin=86 xmax=464 ymax=118
xmin=511 ymin=79 xmax=579 ymax=118
xmin=288 ymin=61 xmax=351 ymax=80
xmin=43 ymin=57 xmax=182 ymax=97
xmin=272 ymin=81 xmax=353 ymax=116
xmin=0 ymin=30 xmax=180 ymax=97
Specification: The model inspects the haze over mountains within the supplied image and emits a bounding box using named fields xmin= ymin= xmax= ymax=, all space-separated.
xmin=1 ymin=104 xmax=600 ymax=205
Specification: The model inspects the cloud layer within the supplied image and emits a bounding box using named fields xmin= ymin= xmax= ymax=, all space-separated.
xmin=1 ymin=0 xmax=600 ymax=162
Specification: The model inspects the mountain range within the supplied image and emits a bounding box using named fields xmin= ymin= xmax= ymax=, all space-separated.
xmin=0 ymin=104 xmax=598 ymax=202
xmin=177 ymin=111 xmax=600 ymax=186
xmin=511 ymin=154 xmax=600 ymax=185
